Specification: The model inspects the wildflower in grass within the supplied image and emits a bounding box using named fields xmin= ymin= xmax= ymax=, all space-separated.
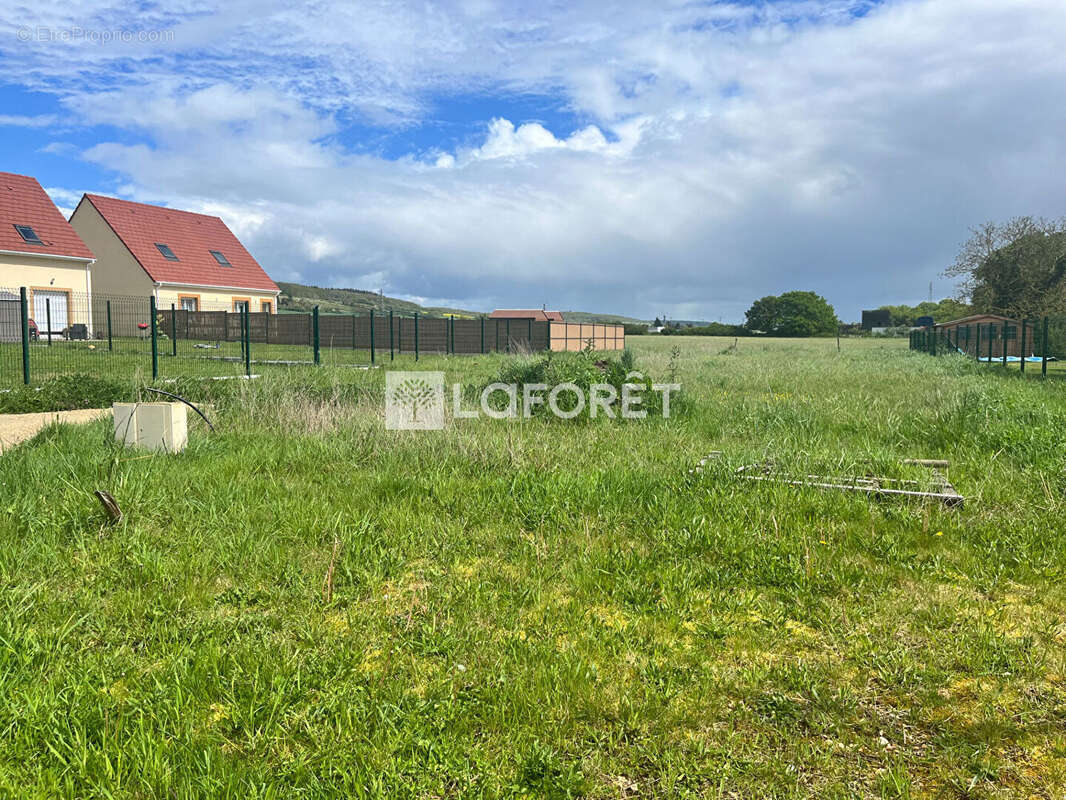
xmin=935 ymin=531 xmax=943 ymax=536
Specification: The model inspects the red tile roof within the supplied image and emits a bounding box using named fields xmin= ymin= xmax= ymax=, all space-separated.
xmin=0 ymin=171 xmax=94 ymax=260
xmin=82 ymin=194 xmax=279 ymax=292
xmin=489 ymin=308 xmax=565 ymax=322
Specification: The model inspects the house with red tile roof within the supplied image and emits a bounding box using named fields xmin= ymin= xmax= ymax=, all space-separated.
xmin=0 ymin=171 xmax=96 ymax=339
xmin=70 ymin=194 xmax=280 ymax=314
xmin=489 ymin=308 xmax=564 ymax=322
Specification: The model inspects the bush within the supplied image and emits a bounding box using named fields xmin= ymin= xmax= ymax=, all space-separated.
xmin=0 ymin=374 xmax=134 ymax=414
xmin=661 ymin=322 xmax=746 ymax=336
xmin=481 ymin=347 xmax=673 ymax=420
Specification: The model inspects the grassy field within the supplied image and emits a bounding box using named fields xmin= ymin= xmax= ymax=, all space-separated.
xmin=1 ymin=336 xmax=1065 ymax=797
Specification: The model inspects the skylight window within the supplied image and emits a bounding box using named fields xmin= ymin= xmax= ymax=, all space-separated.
xmin=14 ymin=225 xmax=43 ymax=245
xmin=155 ymin=243 xmax=179 ymax=261
xmin=209 ymin=250 xmax=231 ymax=267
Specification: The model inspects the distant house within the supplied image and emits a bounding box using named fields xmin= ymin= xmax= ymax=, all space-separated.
xmin=489 ymin=308 xmax=564 ymax=322
xmin=70 ymin=194 xmax=280 ymax=313
xmin=0 ymin=171 xmax=95 ymax=340
xmin=861 ymin=309 xmax=891 ymax=330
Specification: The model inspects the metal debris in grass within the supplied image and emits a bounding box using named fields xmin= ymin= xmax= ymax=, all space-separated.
xmin=94 ymin=490 xmax=122 ymax=524
xmin=693 ymin=452 xmax=964 ymax=507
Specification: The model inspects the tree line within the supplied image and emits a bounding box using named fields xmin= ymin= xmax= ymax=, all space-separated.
xmin=641 ymin=217 xmax=1066 ymax=339
xmin=652 ymin=291 xmax=839 ymax=338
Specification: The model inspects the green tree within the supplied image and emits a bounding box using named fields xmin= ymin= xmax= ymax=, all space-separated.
xmin=878 ymin=298 xmax=972 ymax=327
xmin=945 ymin=217 xmax=1066 ymax=318
xmin=745 ymin=291 xmax=838 ymax=336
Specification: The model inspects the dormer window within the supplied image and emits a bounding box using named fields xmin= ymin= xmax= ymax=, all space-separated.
xmin=209 ymin=250 xmax=231 ymax=267
xmin=155 ymin=243 xmax=178 ymax=261
xmin=14 ymin=225 xmax=43 ymax=245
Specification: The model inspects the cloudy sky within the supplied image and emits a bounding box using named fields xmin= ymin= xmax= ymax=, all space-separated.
xmin=1 ymin=0 xmax=1065 ymax=322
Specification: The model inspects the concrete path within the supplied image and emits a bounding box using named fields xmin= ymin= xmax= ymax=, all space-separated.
xmin=0 ymin=409 xmax=111 ymax=452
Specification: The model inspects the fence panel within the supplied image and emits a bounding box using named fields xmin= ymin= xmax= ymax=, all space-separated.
xmin=0 ymin=288 xmax=581 ymax=387
xmin=0 ymin=288 xmax=23 ymax=385
xmin=548 ymin=322 xmax=626 ymax=351
xmin=912 ymin=317 xmax=1065 ymax=377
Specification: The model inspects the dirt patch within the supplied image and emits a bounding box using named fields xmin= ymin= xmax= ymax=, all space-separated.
xmin=0 ymin=409 xmax=111 ymax=452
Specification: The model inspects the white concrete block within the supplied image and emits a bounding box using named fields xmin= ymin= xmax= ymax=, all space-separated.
xmin=113 ymin=402 xmax=188 ymax=453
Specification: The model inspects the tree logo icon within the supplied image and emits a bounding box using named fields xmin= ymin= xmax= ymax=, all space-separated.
xmin=385 ymin=371 xmax=445 ymax=430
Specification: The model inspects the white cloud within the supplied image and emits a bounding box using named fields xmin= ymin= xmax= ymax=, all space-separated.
xmin=4 ymin=0 xmax=1066 ymax=319
xmin=0 ymin=114 xmax=58 ymax=127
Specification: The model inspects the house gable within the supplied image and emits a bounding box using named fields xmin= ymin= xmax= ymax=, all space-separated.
xmin=81 ymin=194 xmax=279 ymax=294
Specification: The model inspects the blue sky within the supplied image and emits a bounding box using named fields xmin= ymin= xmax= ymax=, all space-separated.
xmin=2 ymin=0 xmax=1066 ymax=321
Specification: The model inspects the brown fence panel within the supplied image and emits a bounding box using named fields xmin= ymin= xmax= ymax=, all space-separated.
xmin=548 ymin=322 xmax=625 ymax=351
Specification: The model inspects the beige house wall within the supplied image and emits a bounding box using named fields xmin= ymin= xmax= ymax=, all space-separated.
xmin=0 ymin=254 xmax=92 ymax=296
xmin=0 ymin=253 xmax=95 ymax=333
xmin=154 ymin=286 xmax=277 ymax=313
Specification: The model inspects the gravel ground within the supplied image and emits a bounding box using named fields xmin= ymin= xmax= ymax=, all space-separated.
xmin=0 ymin=409 xmax=111 ymax=452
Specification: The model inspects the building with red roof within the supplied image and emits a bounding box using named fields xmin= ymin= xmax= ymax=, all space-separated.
xmin=489 ymin=308 xmax=565 ymax=322
xmin=70 ymin=194 xmax=280 ymax=314
xmin=0 ymin=171 xmax=96 ymax=339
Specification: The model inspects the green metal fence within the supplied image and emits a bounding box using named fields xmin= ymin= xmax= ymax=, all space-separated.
xmin=0 ymin=286 xmax=553 ymax=387
xmin=909 ymin=316 xmax=1066 ymax=376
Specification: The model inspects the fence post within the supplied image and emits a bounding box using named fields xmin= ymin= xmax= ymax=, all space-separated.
xmin=1002 ymin=325 xmax=1008 ymax=368
xmin=389 ymin=310 xmax=394 ymax=361
xmin=1021 ymin=320 xmax=1027 ymax=373
xmin=312 ymin=306 xmax=320 ymax=365
xmin=930 ymin=326 xmax=936 ymax=356
xmin=171 ymin=304 xmax=178 ymax=356
xmin=988 ymin=325 xmax=994 ymax=363
xmin=370 ymin=310 xmax=375 ymax=364
xmin=506 ymin=319 xmax=511 ymax=353
xmin=481 ymin=316 xmax=485 ymax=354
xmin=106 ymin=300 xmax=113 ymax=351
xmin=976 ymin=324 xmax=981 ymax=361
xmin=1043 ymin=317 xmax=1049 ymax=377
xmin=19 ymin=287 xmax=30 ymax=385
xmin=351 ymin=313 xmax=357 ymax=352
xmin=244 ymin=307 xmax=252 ymax=377
xmin=45 ymin=298 xmax=52 ymax=347
xmin=150 ymin=295 xmax=159 ymax=380
xmin=414 ymin=312 xmax=419 ymax=361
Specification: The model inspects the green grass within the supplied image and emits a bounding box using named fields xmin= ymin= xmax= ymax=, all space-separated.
xmin=2 ymin=336 xmax=1065 ymax=797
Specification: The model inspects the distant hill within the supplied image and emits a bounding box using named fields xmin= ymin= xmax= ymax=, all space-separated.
xmin=560 ymin=310 xmax=648 ymax=325
xmin=276 ymin=282 xmax=477 ymax=318
xmin=278 ymin=281 xmax=647 ymax=324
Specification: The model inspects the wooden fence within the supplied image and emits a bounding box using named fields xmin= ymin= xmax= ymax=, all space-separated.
xmin=549 ymin=322 xmax=626 ymax=351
